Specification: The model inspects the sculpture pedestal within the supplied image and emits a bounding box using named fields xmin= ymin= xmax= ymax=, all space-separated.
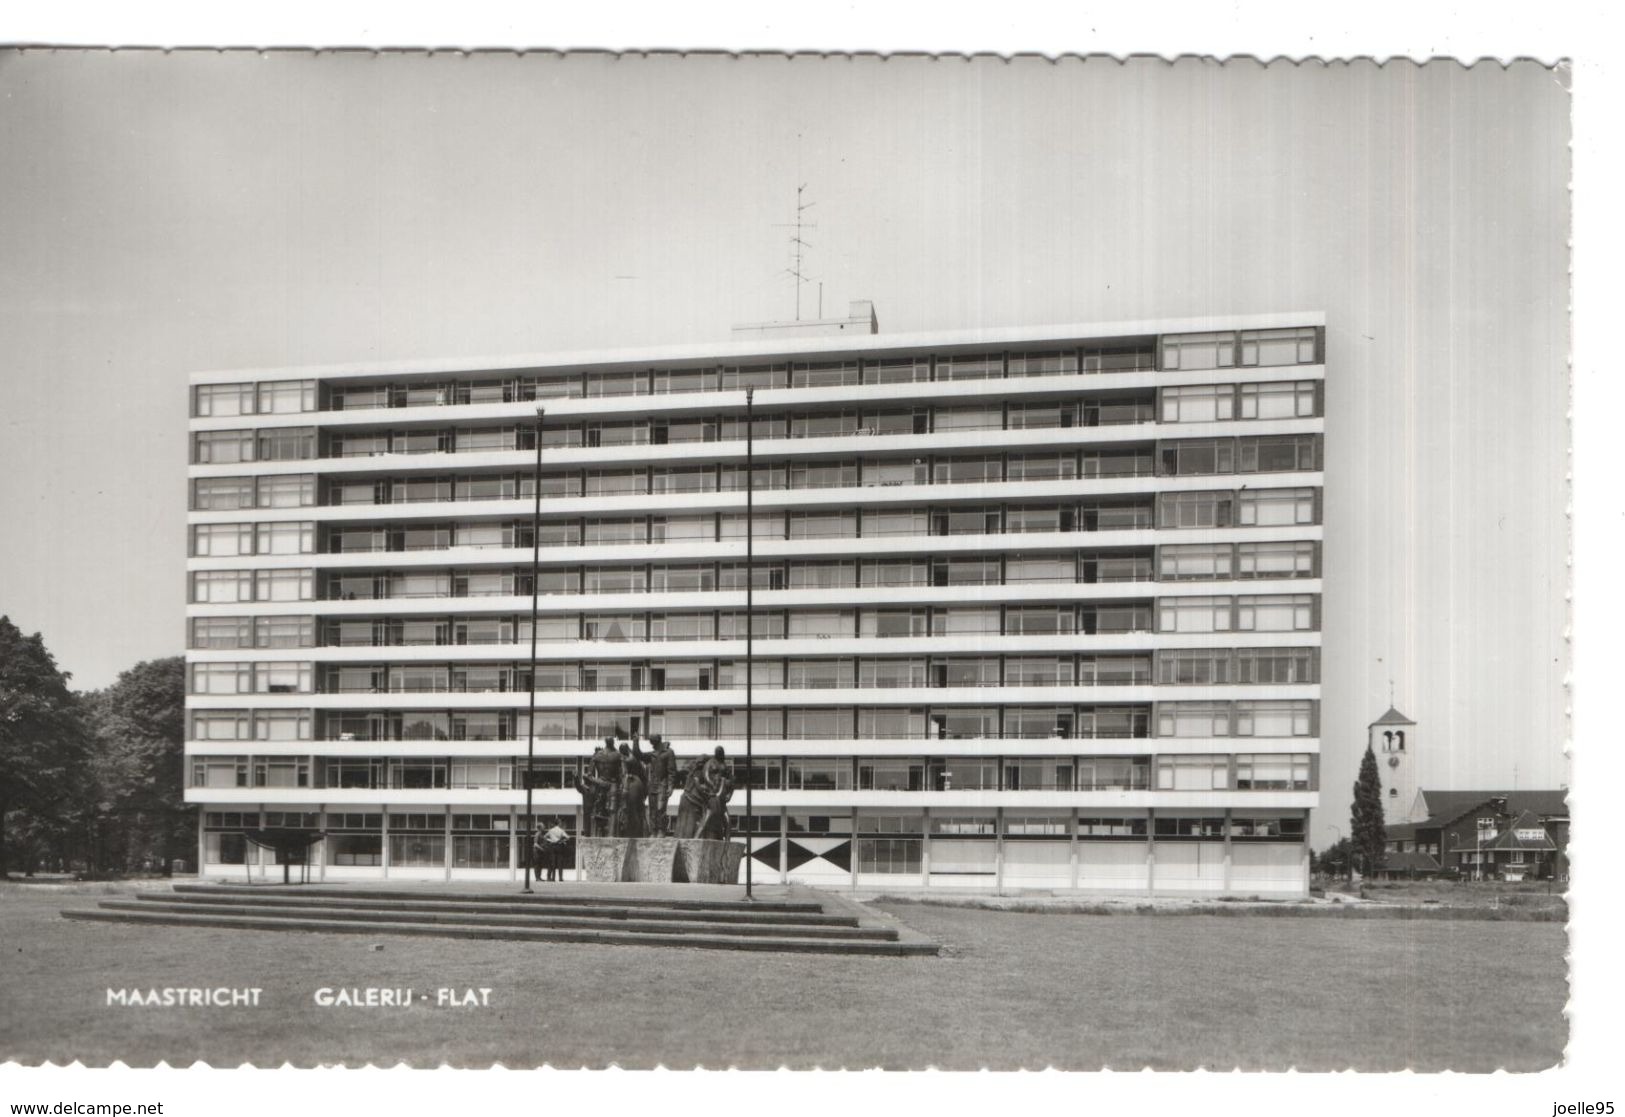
xmin=576 ymin=837 xmax=745 ymax=884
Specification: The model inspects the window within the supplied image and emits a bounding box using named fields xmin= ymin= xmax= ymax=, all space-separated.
xmin=192 ymin=476 xmax=255 ymax=510
xmin=1004 ymin=709 xmax=1075 ymax=740
xmin=1157 ymin=649 xmax=1233 ymax=685
xmin=193 ymin=429 xmax=254 ymax=464
xmin=1005 ymin=607 xmax=1074 ymax=636
xmin=191 ymin=710 xmax=250 ymax=741
xmin=1236 ymin=594 xmax=1317 ymax=632
xmin=785 ymin=708 xmax=851 ymax=740
xmin=860 ymin=609 xmax=928 ymax=639
xmin=1007 ymin=402 xmax=1075 ymax=430
xmin=582 ymin=614 xmax=642 ymax=642
xmin=1078 ymin=816 xmax=1148 ymax=838
xmin=193 ymin=383 xmax=255 ymax=417
xmin=861 ymin=356 xmax=930 ymax=384
xmin=257 ymin=380 xmax=317 ymax=414
xmin=257 ymin=474 xmax=316 ymax=508
xmin=858 ymin=759 xmax=925 ymax=790
xmin=254 ymin=710 xmax=312 ymax=740
xmin=930 ymin=815 xmax=997 ymax=836
xmin=1238 ymin=380 xmax=1318 ymax=419
xmin=933 ymin=608 xmax=1000 ymax=637
xmin=1160 ymin=331 xmax=1236 ymax=371
xmin=1234 ymin=699 xmax=1316 ymax=737
xmin=861 ymin=561 xmax=927 ymax=588
xmin=1238 ymin=434 xmax=1321 ymax=473
xmin=255 ymin=662 xmax=313 ymax=694
xmin=1159 ymin=543 xmax=1234 ymax=581
xmin=652 ymin=613 xmax=713 ymax=641
xmin=1238 ymin=488 xmax=1318 ymax=526
xmin=1239 ymin=327 xmax=1320 ymax=367
xmin=858 ymin=658 xmax=927 ymax=688
xmin=193 ymin=757 xmax=249 ymax=788
xmin=191 ymin=570 xmax=253 ymax=604
xmin=862 ymin=459 xmax=929 ymax=488
xmin=786 ymin=659 xmax=854 ymax=690
xmin=1006 ymin=556 xmax=1075 ymax=584
xmin=1156 ymin=702 xmax=1233 ymax=738
xmin=1160 ymin=384 xmax=1235 ymax=423
xmin=1007 ymin=453 xmax=1078 ymax=482
xmin=789 ymin=512 xmax=857 ymax=540
xmin=1154 ymin=755 xmax=1230 ymax=790
xmin=1237 ymin=541 xmax=1318 ymax=579
xmin=790 ymin=360 xmax=861 ymax=388
xmin=191 ymin=523 xmax=254 ymax=557
xmin=190 ymin=616 xmax=250 ymax=649
xmin=861 ymin=510 xmax=929 ymax=537
xmin=1006 ymin=506 xmax=1071 ymax=534
xmin=190 ymin=662 xmax=252 ymax=695
xmin=1234 ymin=754 xmax=1313 ymax=790
xmin=254 ymin=615 xmax=314 ymax=648
xmin=1160 ymin=439 xmax=1234 ymax=476
xmin=931 ymin=708 xmax=998 ymax=740
xmin=934 ymin=406 xmax=1003 ymax=432
xmin=1157 ymin=595 xmax=1233 ymax=634
xmin=934 ymin=457 xmax=1002 ymax=484
xmin=1008 ymin=350 xmax=1079 ymax=377
xmin=935 ymin=354 xmax=1002 ymax=381
xmin=255 ymin=521 xmax=315 ymax=555
xmin=935 ymin=657 xmax=1000 ymax=688
xmin=786 ymin=759 xmax=852 ymax=791
xmin=653 ymin=516 xmax=714 ymax=543
xmin=256 ymin=427 xmax=316 ymax=461
xmin=1157 ymin=491 xmax=1234 ymax=529
xmin=1153 ymin=816 xmax=1228 ymax=838
xmin=254 ymin=569 xmax=314 ymax=602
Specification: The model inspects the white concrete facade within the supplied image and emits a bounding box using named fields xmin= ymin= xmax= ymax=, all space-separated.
xmin=184 ymin=312 xmax=1324 ymax=896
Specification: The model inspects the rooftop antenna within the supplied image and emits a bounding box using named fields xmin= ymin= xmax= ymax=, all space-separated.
xmin=773 ymin=184 xmax=818 ymax=320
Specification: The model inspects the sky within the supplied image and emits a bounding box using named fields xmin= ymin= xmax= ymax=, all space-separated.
xmin=0 ymin=51 xmax=1571 ymax=836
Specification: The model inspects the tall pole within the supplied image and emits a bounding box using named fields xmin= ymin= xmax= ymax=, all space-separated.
xmin=522 ymin=406 xmax=545 ymax=893
xmin=744 ymin=388 xmax=755 ymax=900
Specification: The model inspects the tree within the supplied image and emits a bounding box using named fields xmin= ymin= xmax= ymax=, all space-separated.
xmin=83 ymin=657 xmax=189 ymax=872
xmin=1350 ymin=743 xmax=1387 ymax=879
xmin=0 ymin=616 xmax=95 ymax=874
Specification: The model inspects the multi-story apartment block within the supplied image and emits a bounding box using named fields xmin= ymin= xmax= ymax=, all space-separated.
xmin=184 ymin=310 xmax=1324 ymax=896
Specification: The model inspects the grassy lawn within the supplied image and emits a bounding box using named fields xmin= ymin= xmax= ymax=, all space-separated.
xmin=1 ymin=884 xmax=1566 ymax=1070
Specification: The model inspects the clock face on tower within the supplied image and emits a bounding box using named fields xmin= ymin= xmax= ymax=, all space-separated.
xmin=1388 ymin=756 xmax=1400 ymax=768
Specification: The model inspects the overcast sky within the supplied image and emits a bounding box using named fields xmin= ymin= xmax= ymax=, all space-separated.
xmin=0 ymin=52 xmax=1569 ymax=829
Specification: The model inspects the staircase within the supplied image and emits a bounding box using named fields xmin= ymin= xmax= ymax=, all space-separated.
xmin=62 ymin=882 xmax=937 ymax=956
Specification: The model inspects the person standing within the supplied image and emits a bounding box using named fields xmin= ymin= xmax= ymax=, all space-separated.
xmin=540 ymin=818 xmax=570 ymax=881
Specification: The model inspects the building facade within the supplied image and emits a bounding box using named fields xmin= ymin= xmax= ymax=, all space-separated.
xmin=1385 ymin=790 xmax=1569 ymax=881
xmin=184 ymin=311 xmax=1325 ymax=895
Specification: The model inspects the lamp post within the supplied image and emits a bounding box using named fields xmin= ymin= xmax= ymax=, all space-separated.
xmin=521 ymin=406 xmax=545 ymax=894
xmin=744 ymin=387 xmax=755 ymax=901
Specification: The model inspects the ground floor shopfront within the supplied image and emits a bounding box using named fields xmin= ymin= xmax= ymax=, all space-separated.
xmin=196 ymin=804 xmax=1311 ymax=897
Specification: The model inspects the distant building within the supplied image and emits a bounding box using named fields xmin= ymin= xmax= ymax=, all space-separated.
xmin=1384 ymin=790 xmax=1568 ymax=881
xmin=1369 ymin=705 xmax=1417 ymax=818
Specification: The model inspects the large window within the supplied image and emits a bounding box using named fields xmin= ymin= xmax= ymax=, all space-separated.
xmin=856 ymin=816 xmax=923 ymax=873
xmin=193 ymin=429 xmax=254 ymax=464
xmin=1238 ymin=434 xmax=1321 ymax=473
xmin=256 ymin=474 xmax=316 ymax=508
xmin=785 ymin=708 xmax=852 ymax=740
xmin=1160 ymin=439 xmax=1234 ymax=476
xmin=254 ymin=710 xmax=312 ymax=740
xmin=1007 ymin=453 xmax=1078 ymax=482
xmin=1157 ymin=649 xmax=1233 ymax=685
xmin=256 ymin=521 xmax=315 ymax=555
xmin=255 ymin=661 xmax=313 ymax=694
xmin=191 ymin=662 xmax=252 ymax=695
xmin=1237 ymin=541 xmax=1318 ymax=578
xmin=1235 ymin=647 xmax=1319 ymax=684
xmin=786 ymin=759 xmax=852 ymax=791
xmin=1236 ymin=594 xmax=1317 ymax=632
xmin=1239 ymin=327 xmax=1320 ymax=367
xmin=1160 ymin=384 xmax=1235 ymax=423
xmin=191 ymin=570 xmax=253 ymax=604
xmin=1157 ymin=595 xmax=1232 ymax=634
xmin=256 ymin=379 xmax=316 ymax=413
xmin=192 ymin=476 xmax=255 ymax=510
xmin=255 ymin=568 xmax=314 ymax=602
xmin=191 ymin=523 xmax=254 ymax=557
xmin=192 ymin=757 xmax=248 ymax=788
xmin=1239 ymin=488 xmax=1318 ymax=526
xmin=1233 ymin=754 xmax=1313 ymax=791
xmin=858 ymin=758 xmax=925 ymax=790
xmin=1234 ymin=700 xmax=1317 ymax=737
xmin=1158 ymin=543 xmax=1233 ymax=581
xmin=1156 ymin=702 xmax=1233 ymax=738
xmin=190 ymin=616 xmax=250 ymax=649
xmin=1157 ymin=491 xmax=1234 ymax=529
xmin=1239 ymin=380 xmax=1318 ymax=419
xmin=193 ymin=383 xmax=254 ymax=417
xmin=256 ymin=427 xmax=316 ymax=461
xmin=191 ymin=711 xmax=249 ymax=741
xmin=1160 ymin=331 xmax=1236 ymax=371
xmin=1154 ymin=755 xmax=1230 ymax=790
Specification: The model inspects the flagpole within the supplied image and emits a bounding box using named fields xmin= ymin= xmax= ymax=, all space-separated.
xmin=744 ymin=387 xmax=755 ymax=900
xmin=522 ymin=405 xmax=544 ymax=893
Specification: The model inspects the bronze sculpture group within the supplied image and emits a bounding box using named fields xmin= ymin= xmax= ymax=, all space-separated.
xmin=573 ymin=735 xmax=735 ymax=841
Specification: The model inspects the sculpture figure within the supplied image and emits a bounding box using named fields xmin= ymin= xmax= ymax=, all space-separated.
xmin=591 ymin=737 xmax=623 ymax=837
xmin=674 ymin=745 xmax=732 ymax=840
xmin=616 ymin=740 xmax=648 ymax=838
xmin=644 ymin=734 xmax=678 ymax=836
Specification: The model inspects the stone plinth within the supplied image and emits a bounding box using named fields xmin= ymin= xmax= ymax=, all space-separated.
xmin=576 ymin=837 xmax=745 ymax=884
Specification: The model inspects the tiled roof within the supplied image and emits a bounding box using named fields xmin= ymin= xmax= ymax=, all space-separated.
xmin=1416 ymin=790 xmax=1569 ymax=828
xmin=1380 ymin=850 xmax=1442 ymax=873
xmin=1370 ymin=706 xmax=1417 ymax=727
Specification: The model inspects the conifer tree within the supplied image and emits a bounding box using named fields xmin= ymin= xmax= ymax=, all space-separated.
xmin=1350 ymin=743 xmax=1387 ymax=879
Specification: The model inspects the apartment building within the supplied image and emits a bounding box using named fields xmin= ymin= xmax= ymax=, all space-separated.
xmin=184 ymin=310 xmax=1324 ymax=895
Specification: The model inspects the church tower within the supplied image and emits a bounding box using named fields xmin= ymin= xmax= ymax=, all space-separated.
xmin=1369 ymin=706 xmax=1419 ymax=821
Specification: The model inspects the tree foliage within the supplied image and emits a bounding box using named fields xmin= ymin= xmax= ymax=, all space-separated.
xmin=1350 ymin=743 xmax=1387 ymax=877
xmin=0 ymin=616 xmax=94 ymax=873
xmin=83 ymin=656 xmax=190 ymax=870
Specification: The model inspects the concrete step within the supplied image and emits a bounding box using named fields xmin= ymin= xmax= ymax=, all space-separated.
xmin=151 ymin=889 xmax=858 ymax=927
xmin=63 ymin=905 xmax=939 ymax=956
xmin=172 ymin=882 xmax=822 ymax=915
xmin=104 ymin=898 xmax=895 ymax=941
